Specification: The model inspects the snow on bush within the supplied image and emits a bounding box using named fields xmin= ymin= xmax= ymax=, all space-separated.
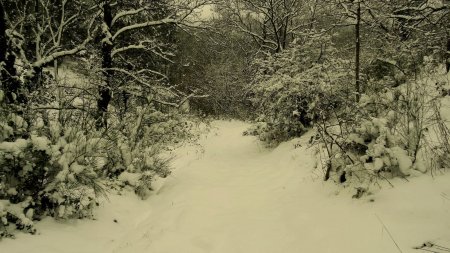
xmin=0 ymin=83 xmax=198 ymax=236
xmin=314 ymin=60 xmax=450 ymax=195
xmin=0 ymin=105 xmax=109 ymax=234
xmin=106 ymin=106 xmax=195 ymax=199
xmin=246 ymin=35 xmax=352 ymax=145
xmin=247 ymin=39 xmax=450 ymax=193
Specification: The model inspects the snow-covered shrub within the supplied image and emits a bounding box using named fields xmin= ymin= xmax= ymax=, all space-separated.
xmin=0 ymin=109 xmax=53 ymax=233
xmin=0 ymin=97 xmax=108 ymax=235
xmin=0 ymin=57 xmax=201 ymax=236
xmin=104 ymin=105 xmax=196 ymax=199
xmin=0 ymin=198 xmax=35 ymax=237
xmin=39 ymin=122 xmax=107 ymax=219
xmin=247 ymin=35 xmax=353 ymax=145
xmin=0 ymin=122 xmax=105 ymax=216
xmin=315 ymin=61 xmax=450 ymax=193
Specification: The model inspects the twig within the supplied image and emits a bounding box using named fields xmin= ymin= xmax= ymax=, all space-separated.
xmin=414 ymin=241 xmax=450 ymax=252
xmin=375 ymin=214 xmax=403 ymax=253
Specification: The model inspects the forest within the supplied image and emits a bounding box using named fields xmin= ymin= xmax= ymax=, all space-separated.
xmin=0 ymin=0 xmax=450 ymax=252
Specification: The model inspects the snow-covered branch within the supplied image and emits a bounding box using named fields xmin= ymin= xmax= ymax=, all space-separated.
xmin=136 ymin=69 xmax=169 ymax=80
xmin=111 ymin=40 xmax=156 ymax=57
xmin=150 ymin=93 xmax=209 ymax=108
xmin=32 ymin=38 xmax=89 ymax=68
xmin=112 ymin=18 xmax=178 ymax=41
xmin=104 ymin=68 xmax=171 ymax=93
xmin=112 ymin=7 xmax=147 ymax=26
xmin=31 ymin=9 xmax=100 ymax=69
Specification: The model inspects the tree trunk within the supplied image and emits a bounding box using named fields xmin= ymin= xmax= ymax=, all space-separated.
xmin=97 ymin=1 xmax=114 ymax=128
xmin=355 ymin=1 xmax=361 ymax=102
xmin=444 ymin=2 xmax=449 ymax=73
xmin=121 ymin=91 xmax=130 ymax=117
xmin=29 ymin=0 xmax=43 ymax=91
xmin=281 ymin=16 xmax=289 ymax=50
xmin=0 ymin=2 xmax=6 ymax=65
xmin=446 ymin=34 xmax=450 ymax=73
xmin=0 ymin=2 xmax=23 ymax=104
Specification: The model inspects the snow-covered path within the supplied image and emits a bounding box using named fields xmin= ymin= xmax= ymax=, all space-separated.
xmin=2 ymin=121 xmax=450 ymax=253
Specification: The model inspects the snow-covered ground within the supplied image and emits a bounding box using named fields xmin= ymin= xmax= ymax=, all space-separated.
xmin=2 ymin=120 xmax=450 ymax=253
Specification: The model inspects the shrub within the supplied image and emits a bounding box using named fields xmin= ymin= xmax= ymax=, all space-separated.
xmin=0 ymin=74 xmax=199 ymax=236
xmin=104 ymin=105 xmax=197 ymax=198
xmin=0 ymin=103 xmax=109 ymax=234
xmin=246 ymin=35 xmax=353 ymax=145
xmin=314 ymin=60 xmax=450 ymax=194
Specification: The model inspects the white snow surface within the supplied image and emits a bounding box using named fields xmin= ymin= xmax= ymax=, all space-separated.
xmin=2 ymin=120 xmax=450 ymax=253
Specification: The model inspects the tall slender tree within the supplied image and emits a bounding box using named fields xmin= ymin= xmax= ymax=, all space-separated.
xmin=355 ymin=0 xmax=361 ymax=101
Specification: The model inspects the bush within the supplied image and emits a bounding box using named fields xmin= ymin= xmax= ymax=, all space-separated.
xmin=0 ymin=75 xmax=199 ymax=236
xmin=0 ymin=104 xmax=108 ymax=235
xmin=246 ymin=35 xmax=353 ymax=145
xmin=104 ymin=105 xmax=197 ymax=198
xmin=314 ymin=60 xmax=450 ymax=194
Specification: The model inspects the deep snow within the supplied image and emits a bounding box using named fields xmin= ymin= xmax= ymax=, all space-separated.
xmin=2 ymin=120 xmax=450 ymax=253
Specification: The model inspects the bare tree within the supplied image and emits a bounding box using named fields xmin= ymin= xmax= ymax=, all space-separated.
xmin=362 ymin=0 xmax=449 ymax=71
xmin=0 ymin=0 xmax=98 ymax=104
xmin=217 ymin=0 xmax=317 ymax=53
